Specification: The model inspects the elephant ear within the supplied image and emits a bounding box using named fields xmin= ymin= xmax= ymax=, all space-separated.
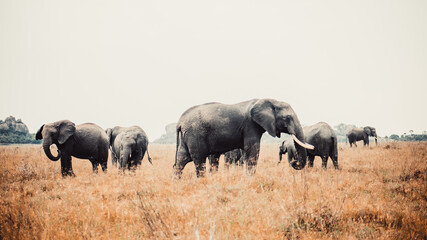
xmin=251 ymin=99 xmax=277 ymax=137
xmin=363 ymin=127 xmax=371 ymax=135
xmin=36 ymin=124 xmax=44 ymax=140
xmin=58 ymin=121 xmax=76 ymax=144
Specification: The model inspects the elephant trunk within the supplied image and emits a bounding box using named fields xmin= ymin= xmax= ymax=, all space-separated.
xmin=43 ymin=139 xmax=61 ymax=161
xmin=374 ymin=133 xmax=378 ymax=145
xmin=290 ymin=128 xmax=307 ymax=170
xmin=120 ymin=149 xmax=130 ymax=170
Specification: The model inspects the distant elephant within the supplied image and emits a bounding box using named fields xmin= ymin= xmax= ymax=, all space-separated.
xmin=173 ymin=98 xmax=314 ymax=178
xmin=346 ymin=126 xmax=377 ymax=147
xmin=278 ymin=122 xmax=338 ymax=169
xmin=106 ymin=126 xmax=152 ymax=171
xmin=35 ymin=120 xmax=109 ymax=177
xmin=208 ymin=148 xmax=244 ymax=172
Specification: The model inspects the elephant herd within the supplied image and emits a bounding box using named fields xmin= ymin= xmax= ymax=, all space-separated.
xmin=35 ymin=98 xmax=377 ymax=177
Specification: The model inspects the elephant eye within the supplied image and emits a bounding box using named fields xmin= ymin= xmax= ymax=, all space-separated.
xmin=283 ymin=116 xmax=291 ymax=123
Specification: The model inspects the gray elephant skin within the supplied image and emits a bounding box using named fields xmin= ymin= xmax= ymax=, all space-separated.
xmin=279 ymin=122 xmax=339 ymax=169
xmin=346 ymin=126 xmax=377 ymax=147
xmin=36 ymin=120 xmax=109 ymax=177
xmin=106 ymin=126 xmax=152 ymax=171
xmin=174 ymin=98 xmax=314 ymax=178
xmin=208 ymin=149 xmax=244 ymax=172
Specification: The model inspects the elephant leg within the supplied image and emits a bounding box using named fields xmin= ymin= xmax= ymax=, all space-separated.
xmin=321 ymin=156 xmax=328 ymax=169
xmin=100 ymin=160 xmax=107 ymax=172
xmin=208 ymin=155 xmax=219 ymax=173
xmin=193 ymin=156 xmax=207 ymax=178
xmin=331 ymin=154 xmax=339 ymax=170
xmin=308 ymin=155 xmax=315 ymax=168
xmin=60 ymin=155 xmax=75 ymax=177
xmin=238 ymin=156 xmax=244 ymax=166
xmin=91 ymin=160 xmax=99 ymax=174
xmin=244 ymin=143 xmax=260 ymax=175
xmin=224 ymin=156 xmax=232 ymax=170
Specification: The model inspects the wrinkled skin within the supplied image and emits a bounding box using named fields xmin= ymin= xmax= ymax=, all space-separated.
xmin=36 ymin=120 xmax=109 ymax=177
xmin=174 ymin=98 xmax=311 ymax=178
xmin=346 ymin=126 xmax=377 ymax=147
xmin=106 ymin=126 xmax=151 ymax=171
xmin=208 ymin=149 xmax=244 ymax=172
xmin=279 ymin=122 xmax=339 ymax=169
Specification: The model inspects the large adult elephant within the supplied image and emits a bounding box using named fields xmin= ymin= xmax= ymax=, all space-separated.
xmin=278 ymin=122 xmax=339 ymax=169
xmin=35 ymin=120 xmax=109 ymax=177
xmin=106 ymin=126 xmax=152 ymax=171
xmin=173 ymin=98 xmax=314 ymax=178
xmin=346 ymin=126 xmax=377 ymax=147
xmin=208 ymin=148 xmax=244 ymax=172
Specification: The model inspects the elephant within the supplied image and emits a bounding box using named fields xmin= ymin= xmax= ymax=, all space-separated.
xmin=346 ymin=126 xmax=377 ymax=147
xmin=208 ymin=148 xmax=244 ymax=172
xmin=173 ymin=98 xmax=314 ymax=178
xmin=106 ymin=126 xmax=152 ymax=171
xmin=35 ymin=120 xmax=109 ymax=177
xmin=278 ymin=122 xmax=339 ymax=169
xmin=278 ymin=138 xmax=296 ymax=167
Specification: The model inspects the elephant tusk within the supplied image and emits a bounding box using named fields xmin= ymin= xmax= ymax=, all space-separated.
xmin=291 ymin=134 xmax=314 ymax=150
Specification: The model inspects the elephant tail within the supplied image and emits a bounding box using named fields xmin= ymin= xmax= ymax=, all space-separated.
xmin=174 ymin=126 xmax=182 ymax=167
xmin=146 ymin=148 xmax=152 ymax=165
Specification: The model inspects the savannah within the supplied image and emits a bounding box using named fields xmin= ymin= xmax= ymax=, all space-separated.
xmin=0 ymin=142 xmax=426 ymax=239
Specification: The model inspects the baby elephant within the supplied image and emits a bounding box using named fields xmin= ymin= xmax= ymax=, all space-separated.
xmin=279 ymin=122 xmax=338 ymax=169
xmin=208 ymin=149 xmax=244 ymax=172
xmin=279 ymin=139 xmax=297 ymax=167
xmin=106 ymin=126 xmax=152 ymax=171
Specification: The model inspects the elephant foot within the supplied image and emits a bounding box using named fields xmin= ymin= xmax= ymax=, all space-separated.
xmin=172 ymin=166 xmax=183 ymax=180
xmin=62 ymin=171 xmax=75 ymax=178
xmin=246 ymin=165 xmax=257 ymax=175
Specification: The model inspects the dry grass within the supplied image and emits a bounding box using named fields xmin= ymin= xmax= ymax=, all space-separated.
xmin=0 ymin=142 xmax=426 ymax=239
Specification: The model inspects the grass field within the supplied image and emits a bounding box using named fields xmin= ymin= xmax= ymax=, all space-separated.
xmin=0 ymin=142 xmax=426 ymax=239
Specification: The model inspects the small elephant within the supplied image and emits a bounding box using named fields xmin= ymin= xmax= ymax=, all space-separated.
xmin=279 ymin=122 xmax=339 ymax=169
xmin=208 ymin=149 xmax=244 ymax=172
xmin=346 ymin=126 xmax=377 ymax=147
xmin=106 ymin=126 xmax=152 ymax=171
xmin=174 ymin=98 xmax=314 ymax=178
xmin=278 ymin=138 xmax=296 ymax=166
xmin=36 ymin=120 xmax=109 ymax=177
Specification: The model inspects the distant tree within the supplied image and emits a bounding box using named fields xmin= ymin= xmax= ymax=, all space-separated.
xmin=390 ymin=134 xmax=400 ymax=141
xmin=153 ymin=123 xmax=177 ymax=144
xmin=334 ymin=123 xmax=358 ymax=143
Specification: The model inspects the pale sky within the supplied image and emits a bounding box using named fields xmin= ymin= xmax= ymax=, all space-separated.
xmin=1 ymin=0 xmax=426 ymax=140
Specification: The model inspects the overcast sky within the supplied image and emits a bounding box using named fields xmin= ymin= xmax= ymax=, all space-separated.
xmin=1 ymin=0 xmax=426 ymax=140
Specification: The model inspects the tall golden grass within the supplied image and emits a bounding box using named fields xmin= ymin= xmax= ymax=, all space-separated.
xmin=0 ymin=142 xmax=426 ymax=239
